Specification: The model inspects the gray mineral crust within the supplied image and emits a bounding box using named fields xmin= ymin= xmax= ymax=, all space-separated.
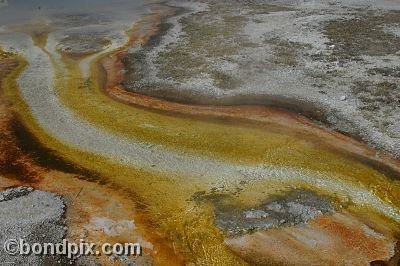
xmin=0 ymin=187 xmax=68 ymax=265
xmin=212 ymin=190 xmax=334 ymax=236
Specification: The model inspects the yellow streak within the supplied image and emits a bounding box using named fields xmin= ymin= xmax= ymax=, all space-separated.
xmin=2 ymin=24 xmax=400 ymax=264
xmin=2 ymin=53 xmax=250 ymax=265
xmin=48 ymin=45 xmax=400 ymax=208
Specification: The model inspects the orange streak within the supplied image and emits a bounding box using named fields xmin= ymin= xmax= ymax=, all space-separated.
xmin=100 ymin=44 xmax=400 ymax=179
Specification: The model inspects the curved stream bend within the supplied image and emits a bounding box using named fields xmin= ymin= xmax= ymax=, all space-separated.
xmin=0 ymin=28 xmax=392 ymax=223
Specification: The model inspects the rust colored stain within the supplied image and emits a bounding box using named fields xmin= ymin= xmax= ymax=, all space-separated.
xmin=0 ymin=55 xmax=182 ymax=266
xmin=311 ymin=212 xmax=395 ymax=260
xmin=131 ymin=5 xmax=177 ymax=48
xmin=0 ymin=57 xmax=96 ymax=183
xmin=0 ymin=58 xmax=41 ymax=183
xmin=31 ymin=172 xmax=181 ymax=266
xmin=225 ymin=212 xmax=398 ymax=266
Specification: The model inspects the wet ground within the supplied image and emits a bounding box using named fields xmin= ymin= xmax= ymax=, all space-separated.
xmin=0 ymin=0 xmax=400 ymax=265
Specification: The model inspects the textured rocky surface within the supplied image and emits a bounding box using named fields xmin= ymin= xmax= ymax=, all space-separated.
xmin=211 ymin=190 xmax=334 ymax=235
xmin=0 ymin=187 xmax=68 ymax=265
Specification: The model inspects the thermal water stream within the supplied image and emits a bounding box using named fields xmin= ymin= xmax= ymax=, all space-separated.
xmin=1 ymin=1 xmax=400 ymax=265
